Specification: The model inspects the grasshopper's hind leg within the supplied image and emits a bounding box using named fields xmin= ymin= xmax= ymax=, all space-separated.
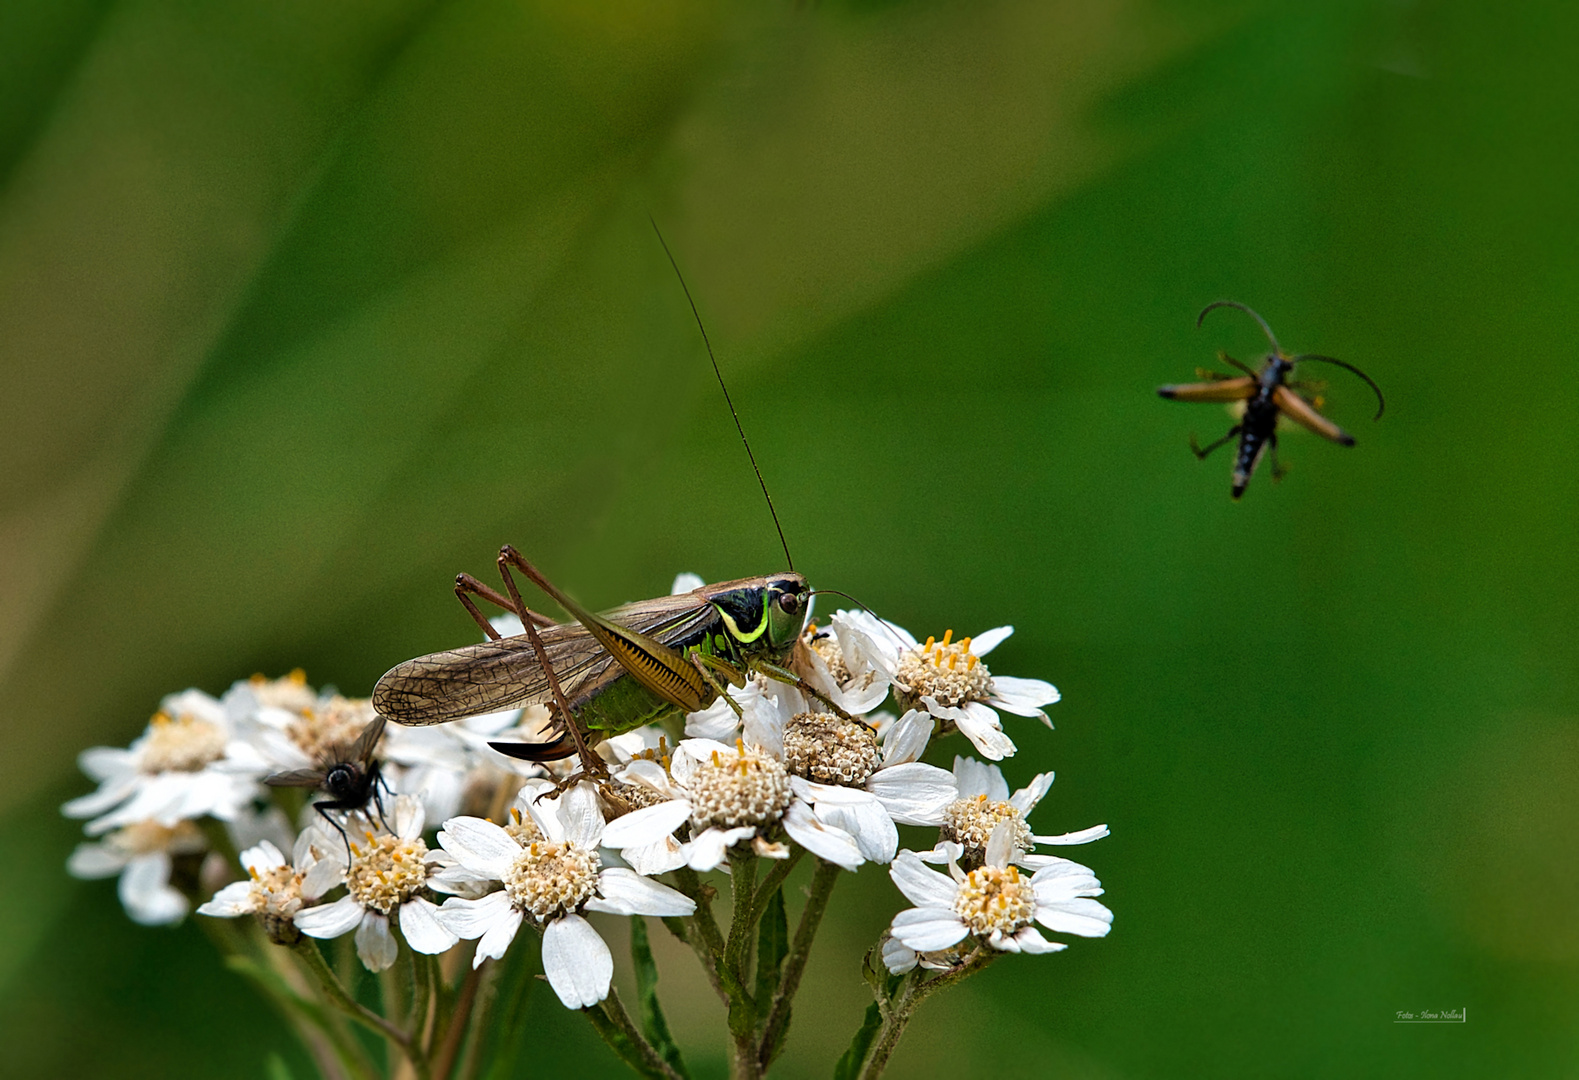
xmin=455 ymin=572 xmax=556 ymax=641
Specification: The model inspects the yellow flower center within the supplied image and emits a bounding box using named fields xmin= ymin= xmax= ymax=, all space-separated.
xmin=346 ymin=832 xmax=430 ymax=914
xmin=894 ymin=630 xmax=993 ymax=710
xmin=688 ymin=742 xmax=791 ymax=830
xmin=942 ymin=794 xmax=1032 ymax=859
xmin=141 ymin=712 xmax=228 ymax=773
xmin=783 ymin=712 xmax=881 ymax=786
xmin=503 ymin=840 xmax=600 ymax=922
xmin=953 ymin=864 xmax=1036 ymax=936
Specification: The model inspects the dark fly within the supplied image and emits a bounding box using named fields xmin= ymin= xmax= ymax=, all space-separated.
xmin=1157 ymin=301 xmax=1385 ymax=499
xmin=266 ymin=714 xmax=390 ymax=854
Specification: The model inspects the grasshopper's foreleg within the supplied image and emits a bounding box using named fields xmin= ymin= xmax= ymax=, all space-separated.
xmin=688 ymin=653 xmax=748 ymax=719
xmin=752 ymin=661 xmax=858 ymax=723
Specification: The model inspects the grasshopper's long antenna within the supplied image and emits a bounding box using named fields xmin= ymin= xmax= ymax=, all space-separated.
xmin=1290 ymin=354 xmax=1386 ymax=419
xmin=650 ymin=215 xmax=794 ymax=571
xmin=1199 ymin=301 xmax=1282 ymax=356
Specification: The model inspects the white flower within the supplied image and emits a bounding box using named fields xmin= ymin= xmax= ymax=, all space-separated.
xmin=751 ymin=688 xmax=957 ymax=865
xmin=434 ymin=782 xmax=695 ymax=1008
xmin=831 ymin=612 xmax=1059 ymax=760
xmin=918 ymin=757 xmax=1108 ymax=870
xmin=197 ymin=829 xmax=343 ymax=941
xmin=292 ymin=796 xmax=456 ymax=971
xmin=62 ymin=689 xmax=268 ymax=833
xmin=67 ymin=818 xmax=207 ymax=926
xmin=602 ymin=733 xmax=865 ymax=872
xmin=884 ymin=821 xmax=1111 ymax=972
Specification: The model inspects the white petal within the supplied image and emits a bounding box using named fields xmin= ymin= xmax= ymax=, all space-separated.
xmin=670 ymin=572 xmax=705 ymax=594
xmin=196 ymin=881 xmax=256 ymax=917
xmin=1009 ymin=773 xmax=1055 ymax=817
xmin=781 ymin=802 xmax=863 ymax=871
xmin=355 ymin=911 xmax=399 ymax=972
xmin=238 ymin=841 xmax=286 ymax=875
xmin=1033 ymin=824 xmax=1110 ymax=846
xmin=685 ymin=826 xmax=754 ymax=871
xmin=438 ymin=891 xmax=514 ymax=940
xmin=990 ymin=676 xmax=1060 ymax=718
xmin=67 ymin=843 xmax=127 ymax=879
xmin=437 ymin=817 xmax=518 ymax=880
xmin=120 ymin=853 xmax=187 ymax=926
xmin=952 ymin=756 xmax=1009 ymax=802
xmin=1035 ymin=897 xmax=1114 ymax=938
xmin=969 ymin=626 xmax=1014 ymax=656
xmin=584 ymin=868 xmax=696 ymax=917
xmin=61 ymin=775 xmax=138 ymax=819
xmin=620 ymin=837 xmax=689 ymax=876
xmin=805 ymin=787 xmax=896 ymax=864
xmin=600 ymin=801 xmax=692 ymax=849
xmin=1012 ymin=925 xmax=1068 ymax=954
xmin=889 ymin=906 xmax=969 ymax=951
xmin=685 ymin=698 xmax=742 ymax=741
xmin=301 ymin=858 xmax=346 ymax=900
xmin=881 ymin=936 xmax=919 ymax=973
xmin=398 ymin=897 xmax=459 ymax=955
xmin=880 ymin=710 xmax=934 ymax=766
xmin=753 ymin=836 xmax=790 ymax=859
xmin=78 ymin=746 xmax=136 ymax=783
xmin=392 ymin=795 xmax=426 ymax=839
xmin=295 ymin=896 xmax=366 ymax=939
xmin=542 ymin=914 xmax=612 ymax=1008
xmin=985 ymin=820 xmax=1018 ymax=869
xmin=867 ymin=763 xmax=957 ymax=826
xmin=558 ymin=783 xmax=606 ymax=849
xmin=473 ymin=904 xmax=524 ymax=967
xmin=888 ymin=852 xmax=958 ymax=908
xmin=931 ymin=701 xmax=1015 ymax=760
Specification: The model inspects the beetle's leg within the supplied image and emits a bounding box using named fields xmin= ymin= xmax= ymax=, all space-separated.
xmin=455 ymin=571 xmax=556 ymax=641
xmin=752 ymin=661 xmax=858 ymax=723
xmin=1269 ymin=434 xmax=1288 ymax=482
xmin=1190 ymin=425 xmax=1241 ymax=460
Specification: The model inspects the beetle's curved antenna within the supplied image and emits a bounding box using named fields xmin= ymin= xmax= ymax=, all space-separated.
xmin=650 ymin=215 xmax=794 ymax=572
xmin=1198 ymin=301 xmax=1282 ymax=356
xmin=1289 ymin=354 xmax=1386 ymax=420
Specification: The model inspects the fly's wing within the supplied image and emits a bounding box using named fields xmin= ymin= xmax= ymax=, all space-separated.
xmin=349 ymin=714 xmax=388 ymax=765
xmin=372 ymin=594 xmax=717 ymax=725
xmin=266 ymin=768 xmax=327 ymax=788
xmin=1157 ymin=377 xmax=1256 ymax=403
xmin=1273 ymin=385 xmax=1355 ymax=445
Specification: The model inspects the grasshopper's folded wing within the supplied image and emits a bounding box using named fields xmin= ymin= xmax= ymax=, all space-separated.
xmin=373 ymin=598 xmax=716 ymax=725
xmin=1157 ymin=377 xmax=1256 ymax=402
xmin=1273 ymin=385 xmax=1355 ymax=445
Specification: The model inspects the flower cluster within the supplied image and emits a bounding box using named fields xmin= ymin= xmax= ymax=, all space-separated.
xmin=63 ymin=576 xmax=1111 ymax=1078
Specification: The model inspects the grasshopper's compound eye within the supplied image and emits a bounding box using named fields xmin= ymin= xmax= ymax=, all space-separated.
xmin=776 ymin=592 xmax=801 ymax=616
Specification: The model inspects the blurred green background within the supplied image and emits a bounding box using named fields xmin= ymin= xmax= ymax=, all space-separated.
xmin=3 ymin=0 xmax=1575 ymax=1075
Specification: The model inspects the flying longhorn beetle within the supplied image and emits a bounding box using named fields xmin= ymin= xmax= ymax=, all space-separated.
xmin=1157 ymin=301 xmax=1385 ymax=499
xmin=371 ymin=224 xmax=858 ymax=786
xmin=265 ymin=714 xmax=390 ymax=855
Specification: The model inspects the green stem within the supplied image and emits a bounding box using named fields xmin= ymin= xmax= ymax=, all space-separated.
xmin=756 ymin=859 xmax=841 ymax=1070
xmin=582 ymin=988 xmax=684 ymax=1080
xmin=724 ymin=848 xmax=759 ymax=999
xmin=857 ymin=948 xmax=997 ymax=1080
xmin=294 ymin=938 xmax=422 ymax=1072
xmin=750 ymin=848 xmax=804 ymax=925
xmin=431 ymin=959 xmax=485 ymax=1080
xmin=407 ymin=941 xmax=433 ymax=1056
xmin=672 ymin=867 xmax=730 ymax=1005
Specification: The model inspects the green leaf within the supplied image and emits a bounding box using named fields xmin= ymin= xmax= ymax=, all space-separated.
xmin=264 ymin=1052 xmax=295 ymax=1080
xmin=630 ymin=915 xmax=689 ymax=1080
xmin=833 ymin=1001 xmax=883 ymax=1080
xmin=754 ymin=887 xmax=789 ymax=1007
